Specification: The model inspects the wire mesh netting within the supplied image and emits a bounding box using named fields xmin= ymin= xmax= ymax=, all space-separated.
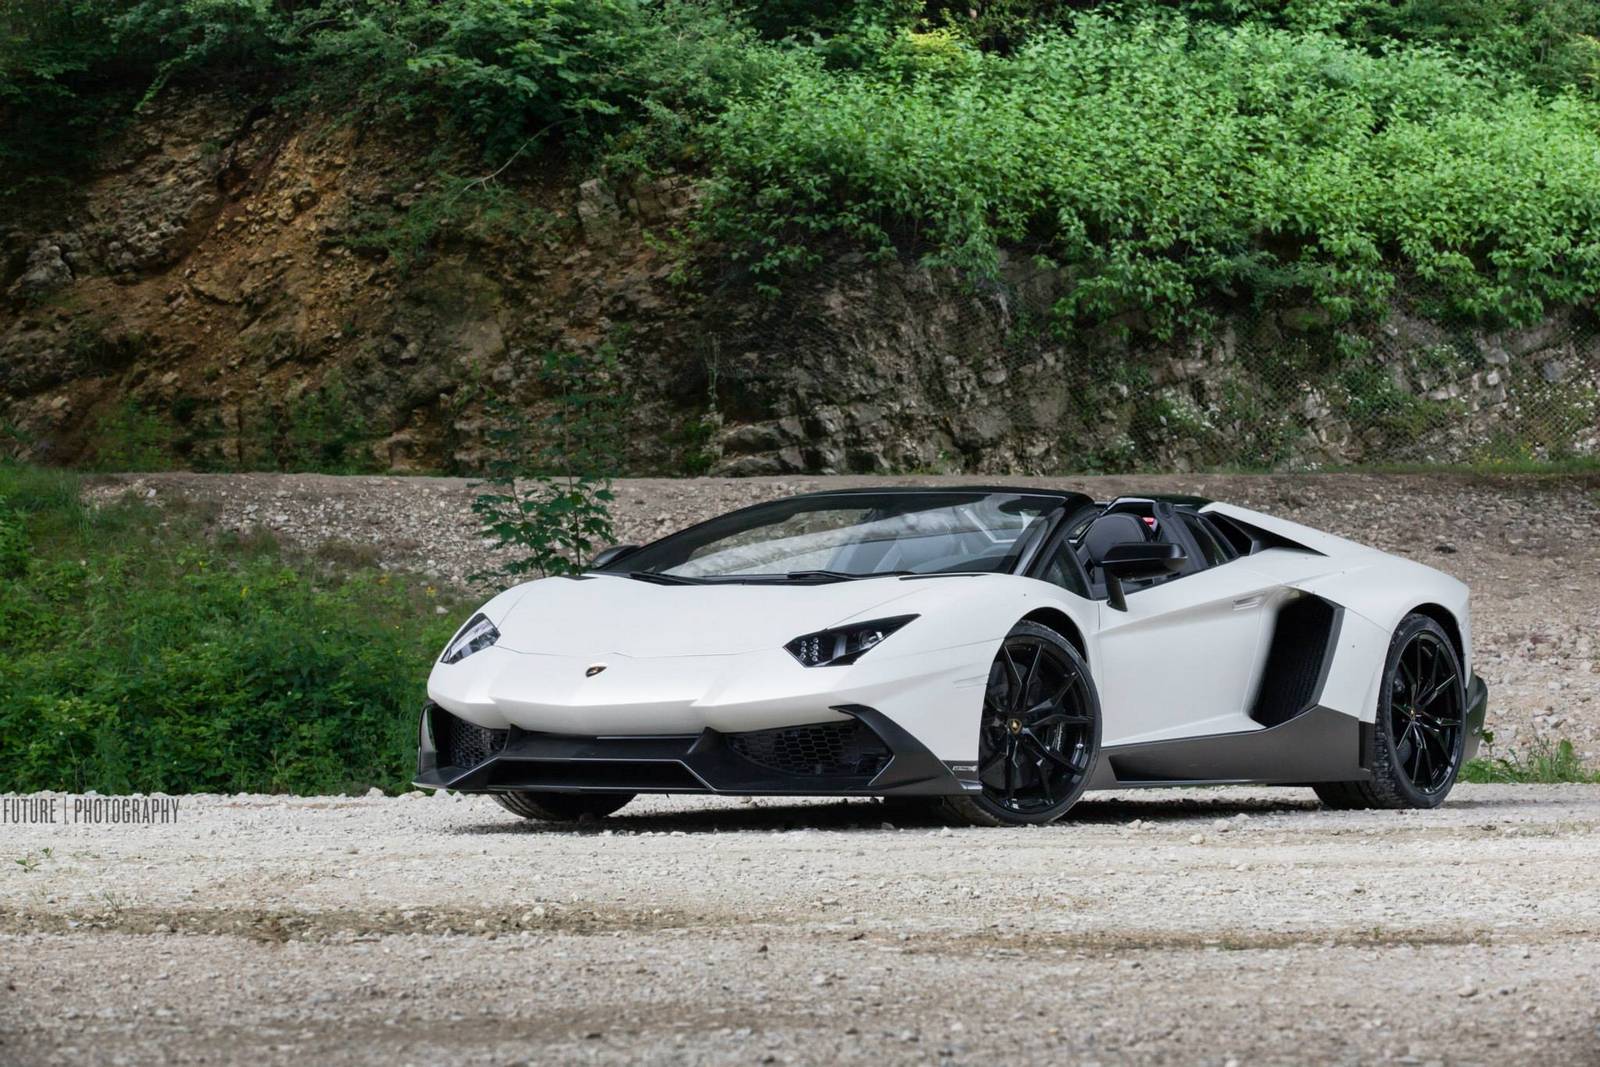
xmin=702 ymin=258 xmax=1600 ymax=475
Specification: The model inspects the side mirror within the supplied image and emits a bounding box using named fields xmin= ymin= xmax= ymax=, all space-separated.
xmin=588 ymin=544 xmax=641 ymax=570
xmin=1100 ymin=541 xmax=1187 ymax=611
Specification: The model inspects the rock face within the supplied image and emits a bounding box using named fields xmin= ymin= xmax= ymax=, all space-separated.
xmin=3 ymin=96 xmax=1597 ymax=474
xmin=698 ymin=261 xmax=1600 ymax=474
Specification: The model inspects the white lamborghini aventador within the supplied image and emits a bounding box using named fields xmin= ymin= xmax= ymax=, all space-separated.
xmin=417 ymin=488 xmax=1487 ymax=826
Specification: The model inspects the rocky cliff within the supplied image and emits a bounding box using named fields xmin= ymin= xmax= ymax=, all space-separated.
xmin=4 ymin=97 xmax=1597 ymax=475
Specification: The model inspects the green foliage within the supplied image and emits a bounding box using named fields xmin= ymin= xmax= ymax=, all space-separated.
xmin=15 ymin=0 xmax=1600 ymax=344
xmin=710 ymin=15 xmax=1600 ymax=333
xmin=113 ymin=0 xmax=294 ymax=107
xmin=338 ymin=175 xmax=562 ymax=273
xmin=1462 ymin=737 xmax=1600 ymax=784
xmin=296 ymin=0 xmax=783 ymax=168
xmin=88 ymin=399 xmax=175 ymax=472
xmin=0 ymin=1 xmax=130 ymax=200
xmin=1130 ymin=0 xmax=1600 ymax=97
xmin=0 ymin=502 xmax=28 ymax=578
xmin=268 ymin=376 xmax=380 ymax=473
xmin=82 ymin=387 xmax=378 ymax=474
xmin=471 ymin=348 xmax=622 ymax=579
xmin=0 ymin=462 xmax=462 ymax=794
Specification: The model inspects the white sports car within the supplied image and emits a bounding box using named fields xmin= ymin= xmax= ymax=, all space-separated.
xmin=418 ymin=488 xmax=1487 ymax=826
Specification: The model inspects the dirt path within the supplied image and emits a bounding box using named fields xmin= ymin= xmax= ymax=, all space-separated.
xmin=2 ymin=787 xmax=1598 ymax=1065
xmin=89 ymin=470 xmax=1600 ymax=760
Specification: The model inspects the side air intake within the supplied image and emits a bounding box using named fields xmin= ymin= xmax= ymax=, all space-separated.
xmin=1249 ymin=595 xmax=1342 ymax=728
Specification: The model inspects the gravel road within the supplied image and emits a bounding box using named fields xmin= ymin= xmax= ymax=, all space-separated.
xmin=90 ymin=470 xmax=1600 ymax=759
xmin=3 ymin=787 xmax=1599 ymax=1066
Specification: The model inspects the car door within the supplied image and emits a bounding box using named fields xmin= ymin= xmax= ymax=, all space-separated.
xmin=1090 ymin=506 xmax=1278 ymax=747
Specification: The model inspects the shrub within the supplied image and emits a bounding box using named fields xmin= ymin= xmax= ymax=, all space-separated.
xmin=0 ymin=463 xmax=462 ymax=794
xmin=295 ymin=0 xmax=785 ymax=167
xmin=709 ymin=15 xmax=1600 ymax=332
xmin=471 ymin=348 xmax=622 ymax=578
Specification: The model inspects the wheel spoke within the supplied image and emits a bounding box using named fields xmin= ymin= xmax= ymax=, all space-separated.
xmin=1419 ymin=676 xmax=1454 ymax=708
xmin=1415 ymin=727 xmax=1434 ymax=784
xmin=1397 ymin=657 xmax=1418 ymax=703
xmin=1051 ymin=671 xmax=1082 ymax=706
xmin=1027 ymin=710 xmax=1091 ymax=727
xmin=1022 ymin=732 xmax=1075 ymax=770
xmin=1397 ymin=721 xmax=1421 ymax=776
xmin=1001 ymin=645 xmax=1026 ymax=695
xmin=1020 ymin=643 xmax=1044 ymax=708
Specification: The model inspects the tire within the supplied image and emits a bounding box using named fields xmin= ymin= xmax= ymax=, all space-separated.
xmin=493 ymin=791 xmax=635 ymax=822
xmin=1315 ymin=613 xmax=1467 ymax=810
xmin=937 ymin=621 xmax=1101 ymax=827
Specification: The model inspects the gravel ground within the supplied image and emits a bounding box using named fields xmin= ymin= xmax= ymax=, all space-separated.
xmin=89 ymin=470 xmax=1600 ymax=760
xmin=2 ymin=787 xmax=1598 ymax=1066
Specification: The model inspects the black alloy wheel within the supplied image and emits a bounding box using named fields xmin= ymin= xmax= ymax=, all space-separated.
xmin=1316 ymin=613 xmax=1468 ymax=810
xmin=939 ymin=621 xmax=1101 ymax=826
xmin=1388 ymin=627 xmax=1466 ymax=794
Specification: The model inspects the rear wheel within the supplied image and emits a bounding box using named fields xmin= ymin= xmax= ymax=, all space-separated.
xmin=1315 ymin=613 xmax=1467 ymax=810
xmin=493 ymin=791 xmax=635 ymax=822
xmin=938 ymin=621 xmax=1101 ymax=827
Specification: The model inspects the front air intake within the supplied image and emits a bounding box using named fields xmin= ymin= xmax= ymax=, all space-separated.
xmin=726 ymin=720 xmax=892 ymax=777
xmin=433 ymin=708 xmax=508 ymax=770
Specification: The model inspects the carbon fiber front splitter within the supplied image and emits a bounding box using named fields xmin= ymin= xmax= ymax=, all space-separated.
xmin=414 ymin=702 xmax=969 ymax=797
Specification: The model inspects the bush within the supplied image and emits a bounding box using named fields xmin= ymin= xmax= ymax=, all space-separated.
xmin=0 ymin=463 xmax=462 ymax=794
xmin=471 ymin=348 xmax=622 ymax=579
xmin=293 ymin=0 xmax=784 ymax=167
xmin=708 ymin=15 xmax=1600 ymax=332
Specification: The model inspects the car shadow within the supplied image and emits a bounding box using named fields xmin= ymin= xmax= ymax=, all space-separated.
xmin=450 ymin=790 xmax=1335 ymax=836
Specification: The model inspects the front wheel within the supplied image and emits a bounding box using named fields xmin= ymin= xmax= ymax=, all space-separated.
xmin=938 ymin=621 xmax=1101 ymax=827
xmin=493 ymin=791 xmax=635 ymax=822
xmin=1315 ymin=613 xmax=1467 ymax=810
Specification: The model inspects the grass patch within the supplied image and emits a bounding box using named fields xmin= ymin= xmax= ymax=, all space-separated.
xmin=0 ymin=463 xmax=465 ymax=795
xmin=1462 ymin=738 xmax=1600 ymax=784
xmin=1335 ymin=457 xmax=1600 ymax=476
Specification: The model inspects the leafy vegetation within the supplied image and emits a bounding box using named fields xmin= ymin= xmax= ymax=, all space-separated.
xmin=471 ymin=347 xmax=623 ymax=579
xmin=0 ymin=463 xmax=463 ymax=794
xmin=710 ymin=15 xmax=1600 ymax=331
xmin=10 ymin=2 xmax=1600 ymax=330
xmin=1463 ymin=737 xmax=1600 ymax=784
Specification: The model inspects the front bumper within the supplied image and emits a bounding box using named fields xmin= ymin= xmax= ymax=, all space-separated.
xmin=414 ymin=701 xmax=969 ymax=797
xmin=1463 ymin=673 xmax=1489 ymax=762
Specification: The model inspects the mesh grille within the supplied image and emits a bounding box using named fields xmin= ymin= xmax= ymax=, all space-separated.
xmin=726 ymin=720 xmax=891 ymax=778
xmin=434 ymin=709 xmax=508 ymax=770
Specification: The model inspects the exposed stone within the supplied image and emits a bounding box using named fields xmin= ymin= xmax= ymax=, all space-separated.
xmin=7 ymin=240 xmax=73 ymax=298
xmin=2 ymin=94 xmax=1598 ymax=476
xmin=575 ymin=179 xmax=622 ymax=244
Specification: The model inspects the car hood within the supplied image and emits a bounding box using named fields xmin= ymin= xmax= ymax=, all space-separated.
xmin=487 ymin=574 xmax=934 ymax=658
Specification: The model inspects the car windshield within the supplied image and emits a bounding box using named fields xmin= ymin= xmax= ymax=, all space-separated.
xmin=610 ymin=492 xmax=1063 ymax=580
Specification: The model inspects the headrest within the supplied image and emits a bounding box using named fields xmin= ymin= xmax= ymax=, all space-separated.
xmin=1082 ymin=512 xmax=1151 ymax=562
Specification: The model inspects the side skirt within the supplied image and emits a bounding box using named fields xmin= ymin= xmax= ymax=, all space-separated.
xmin=1087 ymin=706 xmax=1370 ymax=789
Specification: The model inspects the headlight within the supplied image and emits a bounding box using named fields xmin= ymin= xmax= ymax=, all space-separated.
xmin=441 ymin=613 xmax=500 ymax=664
xmin=785 ymin=615 xmax=917 ymax=667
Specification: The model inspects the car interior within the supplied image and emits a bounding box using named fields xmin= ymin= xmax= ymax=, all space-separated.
xmin=1036 ymin=497 xmax=1252 ymax=602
